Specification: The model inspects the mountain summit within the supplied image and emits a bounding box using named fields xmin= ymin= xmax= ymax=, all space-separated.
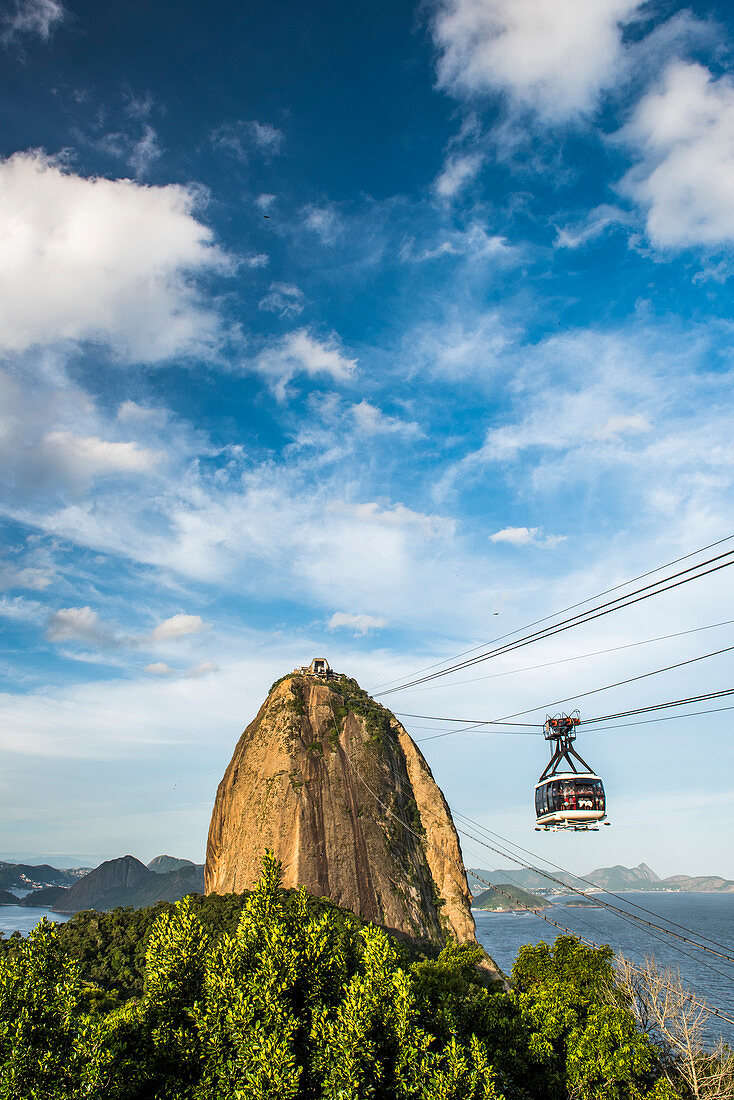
xmin=206 ymin=660 xmax=492 ymax=957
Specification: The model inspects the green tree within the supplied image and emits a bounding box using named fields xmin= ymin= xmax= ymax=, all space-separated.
xmin=0 ymin=919 xmax=86 ymax=1099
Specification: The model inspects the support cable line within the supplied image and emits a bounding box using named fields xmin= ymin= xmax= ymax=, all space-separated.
xmin=390 ymin=617 xmax=734 ymax=697
xmin=399 ymin=687 xmax=734 ymax=735
xmin=400 ymin=703 xmax=734 ymax=738
xmin=454 ymin=810 xmax=734 ymax=956
xmin=341 ymin=738 xmax=734 ymax=1028
xmin=413 ymin=648 xmax=734 ymax=742
xmin=370 ymin=533 xmax=734 ymax=695
xmin=374 ymin=547 xmax=734 ymax=698
xmin=453 ymin=820 xmax=734 ymax=975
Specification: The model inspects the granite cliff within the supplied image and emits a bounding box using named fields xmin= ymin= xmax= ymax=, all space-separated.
xmin=206 ymin=663 xmax=499 ymax=976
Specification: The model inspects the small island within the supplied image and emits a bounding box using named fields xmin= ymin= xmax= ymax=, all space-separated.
xmin=471 ymin=884 xmax=550 ymax=912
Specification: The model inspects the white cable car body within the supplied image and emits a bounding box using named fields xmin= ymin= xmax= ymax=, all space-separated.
xmin=534 ymin=772 xmax=606 ymax=830
xmin=534 ymin=712 xmax=608 ymax=831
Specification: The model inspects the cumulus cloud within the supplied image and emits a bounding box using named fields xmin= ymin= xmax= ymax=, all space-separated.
xmin=431 ymin=0 xmax=641 ymax=121
xmin=0 ymin=558 xmax=53 ymax=591
xmin=0 ymin=151 xmax=231 ymax=360
xmin=490 ymin=526 xmax=565 ymax=547
xmin=619 ymin=62 xmax=734 ymax=250
xmin=40 ymin=432 xmax=160 ymax=481
xmin=46 ymin=608 xmax=205 ymax=649
xmin=252 ymin=329 xmax=357 ymax=399
xmin=258 ymin=282 xmax=305 ymax=317
xmin=328 ymin=612 xmax=388 ymax=635
xmin=46 ymin=606 xmax=113 ymax=645
xmin=145 ymin=662 xmax=174 ymax=676
xmin=150 ymin=614 xmax=204 ymax=642
xmin=2 ymin=0 xmax=64 ymax=43
xmin=184 ymin=661 xmax=219 ymax=678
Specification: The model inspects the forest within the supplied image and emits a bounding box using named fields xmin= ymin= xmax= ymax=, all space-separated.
xmin=0 ymin=853 xmax=730 ymax=1099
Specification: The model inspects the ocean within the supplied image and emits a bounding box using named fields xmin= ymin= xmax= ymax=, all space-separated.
xmin=1 ymin=891 xmax=732 ymax=1045
xmin=474 ymin=891 xmax=734 ymax=1045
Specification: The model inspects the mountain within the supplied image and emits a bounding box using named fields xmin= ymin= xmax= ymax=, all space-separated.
xmin=206 ymin=664 xmax=499 ymax=972
xmin=0 ymin=890 xmax=19 ymax=905
xmin=0 ymin=861 xmax=78 ymax=892
xmin=148 ymin=855 xmax=196 ymax=874
xmin=472 ymin=885 xmax=550 ymax=911
xmin=53 ymin=856 xmax=204 ymax=913
xmin=468 ymin=862 xmax=734 ymax=894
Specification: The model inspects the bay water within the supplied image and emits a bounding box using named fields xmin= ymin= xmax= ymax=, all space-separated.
xmin=475 ymin=891 xmax=734 ymax=1045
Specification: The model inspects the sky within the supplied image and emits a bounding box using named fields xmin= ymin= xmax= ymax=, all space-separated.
xmin=1 ymin=0 xmax=734 ymax=878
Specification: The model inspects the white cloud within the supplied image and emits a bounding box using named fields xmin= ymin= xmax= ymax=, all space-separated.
xmin=212 ymin=120 xmax=284 ymax=161
xmin=404 ymin=223 xmax=515 ymax=264
xmin=45 ymin=608 xmax=205 ymax=650
xmin=46 ymin=606 xmax=112 ymax=645
xmin=258 ymin=282 xmax=305 ymax=317
xmin=619 ymin=62 xmax=734 ymax=250
xmin=591 ymin=413 xmax=651 ymax=440
xmin=433 ymin=151 xmax=484 ymax=198
xmin=555 ymin=204 xmax=633 ymax=249
xmin=145 ymin=662 xmax=174 ymax=676
xmin=249 ymin=121 xmax=283 ymax=151
xmin=351 ymin=400 xmax=422 ymax=439
xmin=490 ymin=526 xmax=565 ymax=548
xmin=301 ymin=204 xmax=342 ymax=243
xmin=0 ymin=559 xmax=53 ymax=591
xmin=150 ymin=614 xmax=204 ymax=642
xmin=2 ymin=0 xmax=64 ymax=43
xmin=431 ymin=0 xmax=641 ymax=121
xmin=252 ymin=329 xmax=357 ymax=399
xmin=145 ymin=659 xmax=217 ymax=678
xmin=256 ymin=193 xmax=276 ymax=210
xmin=40 ymin=432 xmax=160 ymax=480
xmin=328 ymin=612 xmax=388 ymax=635
xmin=0 ymin=151 xmax=230 ymax=360
xmin=184 ymin=661 xmax=219 ymax=678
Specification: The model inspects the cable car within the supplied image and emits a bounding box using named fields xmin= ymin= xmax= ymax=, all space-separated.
xmin=534 ymin=712 xmax=607 ymax=831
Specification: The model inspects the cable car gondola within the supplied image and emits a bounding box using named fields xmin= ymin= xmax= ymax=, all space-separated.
xmin=534 ymin=712 xmax=607 ymax=831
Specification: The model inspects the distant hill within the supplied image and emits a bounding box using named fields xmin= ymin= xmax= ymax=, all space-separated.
xmin=53 ymin=856 xmax=205 ymax=914
xmin=468 ymin=862 xmax=734 ymax=894
xmin=147 ymin=855 xmax=196 ymax=875
xmin=0 ymin=861 xmax=79 ymax=892
xmin=18 ymin=885 xmax=70 ymax=907
xmin=0 ymin=890 xmax=19 ymax=906
xmin=472 ymin=884 xmax=550 ymax=911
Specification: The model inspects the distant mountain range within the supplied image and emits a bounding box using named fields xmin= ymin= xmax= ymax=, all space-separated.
xmin=0 ymin=854 xmax=204 ymax=912
xmin=468 ymin=862 xmax=734 ymax=895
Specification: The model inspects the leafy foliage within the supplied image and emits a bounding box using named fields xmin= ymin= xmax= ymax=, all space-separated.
xmin=0 ymin=859 xmax=719 ymax=1099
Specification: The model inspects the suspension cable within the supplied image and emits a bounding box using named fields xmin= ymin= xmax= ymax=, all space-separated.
xmin=456 ymin=810 xmax=734 ymax=955
xmin=370 ymin=533 xmax=734 ymax=694
xmin=374 ymin=549 xmax=734 ymax=698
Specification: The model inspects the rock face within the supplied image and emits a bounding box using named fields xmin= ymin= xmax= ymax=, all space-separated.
xmin=206 ymin=669 xmax=495 ymax=960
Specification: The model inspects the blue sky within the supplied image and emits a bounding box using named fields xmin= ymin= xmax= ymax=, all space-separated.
xmin=1 ymin=0 xmax=734 ymax=877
